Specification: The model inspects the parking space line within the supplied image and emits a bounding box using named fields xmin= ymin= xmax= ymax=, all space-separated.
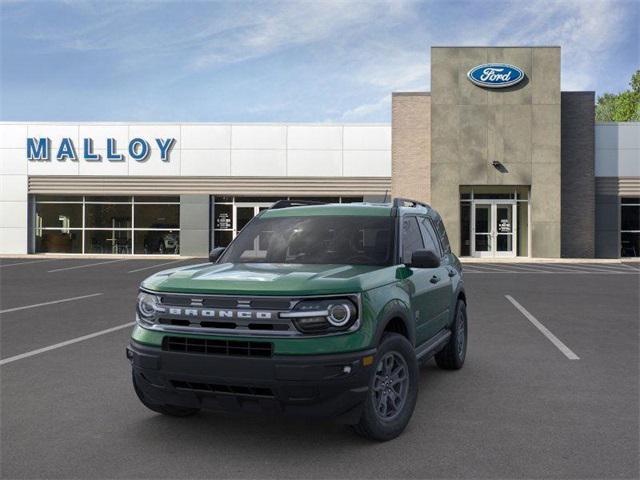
xmin=463 ymin=264 xmax=508 ymax=272
xmin=128 ymin=259 xmax=188 ymax=273
xmin=493 ymin=264 xmax=558 ymax=273
xmin=0 ymin=293 xmax=103 ymax=314
xmin=583 ymin=263 xmax=639 ymax=272
xmin=505 ymin=295 xmax=580 ymax=360
xmin=540 ymin=263 xmax=611 ymax=273
xmin=0 ymin=259 xmax=58 ymax=268
xmin=0 ymin=321 xmax=135 ymax=366
xmin=48 ymin=259 xmax=126 ymax=273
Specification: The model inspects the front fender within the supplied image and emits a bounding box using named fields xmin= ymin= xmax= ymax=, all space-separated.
xmin=362 ymin=282 xmax=414 ymax=348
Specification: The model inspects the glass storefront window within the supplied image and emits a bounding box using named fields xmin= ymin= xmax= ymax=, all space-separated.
xmin=84 ymin=230 xmax=132 ymax=254
xmin=134 ymin=231 xmax=179 ymax=254
xmin=35 ymin=229 xmax=82 ymax=253
xmin=621 ymin=232 xmax=639 ymax=257
xmin=214 ymin=204 xmax=233 ymax=230
xmin=517 ymin=202 xmax=528 ymax=256
xmin=621 ymin=198 xmax=640 ymax=257
xmin=134 ymin=196 xmax=179 ymax=203
xmin=34 ymin=195 xmax=179 ymax=254
xmin=85 ymin=204 xmax=131 ymax=229
xmin=134 ymin=204 xmax=179 ymax=229
xmin=36 ymin=203 xmax=82 ymax=229
xmin=214 ymin=230 xmax=233 ymax=247
xmin=460 ymin=203 xmax=471 ymax=256
xmin=621 ymin=205 xmax=639 ymax=231
xmin=36 ymin=195 xmax=82 ymax=202
xmin=85 ymin=196 xmax=132 ymax=203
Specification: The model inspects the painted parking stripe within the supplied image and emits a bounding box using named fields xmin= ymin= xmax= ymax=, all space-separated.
xmin=0 ymin=293 xmax=103 ymax=314
xmin=505 ymin=295 xmax=579 ymax=360
xmin=583 ymin=263 xmax=639 ymax=272
xmin=462 ymin=264 xmax=507 ymax=272
xmin=531 ymin=263 xmax=628 ymax=274
xmin=48 ymin=259 xmax=126 ymax=273
xmin=493 ymin=264 xmax=558 ymax=273
xmin=0 ymin=321 xmax=135 ymax=366
xmin=0 ymin=259 xmax=58 ymax=268
xmin=128 ymin=259 xmax=188 ymax=273
xmin=543 ymin=263 xmax=611 ymax=273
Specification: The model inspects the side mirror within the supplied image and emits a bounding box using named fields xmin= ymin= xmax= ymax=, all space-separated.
xmin=209 ymin=247 xmax=225 ymax=263
xmin=409 ymin=249 xmax=440 ymax=269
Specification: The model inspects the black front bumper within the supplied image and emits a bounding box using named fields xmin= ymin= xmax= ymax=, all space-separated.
xmin=127 ymin=340 xmax=376 ymax=423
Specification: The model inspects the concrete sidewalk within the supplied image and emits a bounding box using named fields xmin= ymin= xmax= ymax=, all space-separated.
xmin=460 ymin=257 xmax=639 ymax=264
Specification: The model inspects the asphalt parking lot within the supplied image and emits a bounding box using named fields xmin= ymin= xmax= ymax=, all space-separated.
xmin=1 ymin=258 xmax=638 ymax=479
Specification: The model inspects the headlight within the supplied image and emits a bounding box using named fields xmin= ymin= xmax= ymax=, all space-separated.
xmin=281 ymin=297 xmax=358 ymax=334
xmin=137 ymin=291 xmax=160 ymax=323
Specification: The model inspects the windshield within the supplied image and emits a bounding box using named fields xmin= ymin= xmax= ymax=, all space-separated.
xmin=219 ymin=215 xmax=395 ymax=266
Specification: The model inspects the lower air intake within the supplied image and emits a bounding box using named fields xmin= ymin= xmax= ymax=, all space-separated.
xmin=162 ymin=336 xmax=273 ymax=357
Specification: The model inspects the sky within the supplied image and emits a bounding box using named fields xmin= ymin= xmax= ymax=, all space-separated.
xmin=1 ymin=0 xmax=638 ymax=123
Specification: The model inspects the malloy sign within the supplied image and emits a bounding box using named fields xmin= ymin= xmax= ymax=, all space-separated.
xmin=26 ymin=137 xmax=176 ymax=162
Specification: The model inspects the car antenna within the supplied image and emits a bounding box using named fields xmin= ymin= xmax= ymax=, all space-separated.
xmin=382 ymin=189 xmax=389 ymax=203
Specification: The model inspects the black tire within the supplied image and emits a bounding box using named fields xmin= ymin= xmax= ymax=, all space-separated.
xmin=435 ymin=300 xmax=467 ymax=370
xmin=352 ymin=333 xmax=419 ymax=441
xmin=132 ymin=373 xmax=200 ymax=417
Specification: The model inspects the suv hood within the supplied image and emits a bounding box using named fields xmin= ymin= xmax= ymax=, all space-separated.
xmin=141 ymin=262 xmax=397 ymax=296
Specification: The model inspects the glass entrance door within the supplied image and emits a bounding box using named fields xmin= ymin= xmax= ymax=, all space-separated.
xmin=471 ymin=201 xmax=517 ymax=257
xmin=232 ymin=203 xmax=272 ymax=260
xmin=494 ymin=204 xmax=515 ymax=257
xmin=233 ymin=203 xmax=272 ymax=234
xmin=473 ymin=204 xmax=492 ymax=257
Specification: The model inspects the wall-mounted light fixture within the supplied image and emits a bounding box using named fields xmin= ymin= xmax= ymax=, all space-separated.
xmin=491 ymin=160 xmax=509 ymax=173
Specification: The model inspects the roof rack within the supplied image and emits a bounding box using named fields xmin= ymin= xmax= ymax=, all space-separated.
xmin=392 ymin=197 xmax=430 ymax=209
xmin=270 ymin=199 xmax=327 ymax=210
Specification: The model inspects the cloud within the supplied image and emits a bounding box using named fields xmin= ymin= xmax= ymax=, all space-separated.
xmin=1 ymin=0 xmax=636 ymax=122
xmin=341 ymin=94 xmax=390 ymax=121
xmin=441 ymin=0 xmax=633 ymax=91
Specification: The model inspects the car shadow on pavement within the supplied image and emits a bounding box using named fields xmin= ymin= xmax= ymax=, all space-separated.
xmin=126 ymin=360 xmax=453 ymax=452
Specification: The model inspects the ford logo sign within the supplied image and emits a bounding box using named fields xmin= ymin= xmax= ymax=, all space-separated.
xmin=467 ymin=63 xmax=524 ymax=88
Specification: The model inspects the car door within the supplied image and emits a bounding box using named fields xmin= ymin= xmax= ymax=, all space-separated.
xmin=399 ymin=216 xmax=440 ymax=345
xmin=418 ymin=216 xmax=453 ymax=333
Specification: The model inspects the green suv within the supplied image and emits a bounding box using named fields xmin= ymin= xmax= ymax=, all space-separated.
xmin=128 ymin=198 xmax=467 ymax=441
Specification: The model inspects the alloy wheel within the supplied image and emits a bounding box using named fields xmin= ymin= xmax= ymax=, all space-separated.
xmin=372 ymin=351 xmax=410 ymax=421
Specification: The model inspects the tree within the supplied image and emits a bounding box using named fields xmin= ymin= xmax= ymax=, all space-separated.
xmin=595 ymin=70 xmax=640 ymax=122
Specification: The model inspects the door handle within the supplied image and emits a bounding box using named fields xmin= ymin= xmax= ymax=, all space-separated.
xmin=430 ymin=275 xmax=440 ymax=284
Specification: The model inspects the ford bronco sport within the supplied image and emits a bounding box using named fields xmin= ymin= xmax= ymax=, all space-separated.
xmin=128 ymin=198 xmax=467 ymax=441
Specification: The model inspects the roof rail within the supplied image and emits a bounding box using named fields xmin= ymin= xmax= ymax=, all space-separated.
xmin=392 ymin=197 xmax=430 ymax=209
xmin=270 ymin=199 xmax=327 ymax=210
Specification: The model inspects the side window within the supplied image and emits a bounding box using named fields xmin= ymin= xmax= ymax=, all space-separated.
xmin=434 ymin=217 xmax=451 ymax=254
xmin=401 ymin=216 xmax=424 ymax=263
xmin=418 ymin=217 xmax=442 ymax=257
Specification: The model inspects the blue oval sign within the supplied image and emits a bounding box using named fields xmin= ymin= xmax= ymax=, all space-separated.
xmin=467 ymin=63 xmax=524 ymax=88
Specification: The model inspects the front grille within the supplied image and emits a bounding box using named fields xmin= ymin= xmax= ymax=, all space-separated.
xmin=159 ymin=295 xmax=237 ymax=308
xmin=163 ymin=336 xmax=273 ymax=357
xmin=159 ymin=295 xmax=292 ymax=310
xmin=171 ymin=380 xmax=274 ymax=398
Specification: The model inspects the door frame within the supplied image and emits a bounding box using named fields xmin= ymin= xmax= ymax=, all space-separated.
xmin=232 ymin=202 xmax=273 ymax=235
xmin=471 ymin=200 xmax=517 ymax=258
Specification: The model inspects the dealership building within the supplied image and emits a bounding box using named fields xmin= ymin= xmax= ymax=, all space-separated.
xmin=0 ymin=46 xmax=638 ymax=258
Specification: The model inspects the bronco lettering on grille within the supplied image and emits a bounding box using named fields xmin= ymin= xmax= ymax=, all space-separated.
xmin=156 ymin=306 xmax=274 ymax=320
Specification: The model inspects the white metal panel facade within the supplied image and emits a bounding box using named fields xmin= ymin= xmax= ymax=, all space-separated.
xmin=595 ymin=122 xmax=640 ymax=177
xmin=0 ymin=122 xmax=392 ymax=253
